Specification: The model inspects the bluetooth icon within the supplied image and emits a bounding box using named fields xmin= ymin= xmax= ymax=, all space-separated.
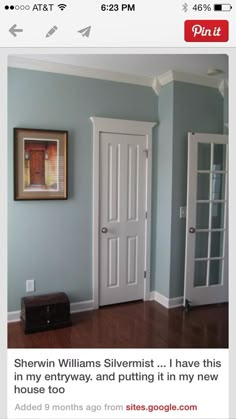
xmin=182 ymin=3 xmax=188 ymax=12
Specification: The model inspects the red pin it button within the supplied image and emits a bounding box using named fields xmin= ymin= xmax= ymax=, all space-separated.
xmin=185 ymin=20 xmax=229 ymax=42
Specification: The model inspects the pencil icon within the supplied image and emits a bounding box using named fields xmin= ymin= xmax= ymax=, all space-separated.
xmin=46 ymin=26 xmax=58 ymax=38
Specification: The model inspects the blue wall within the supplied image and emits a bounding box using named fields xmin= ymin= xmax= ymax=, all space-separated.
xmin=8 ymin=68 xmax=158 ymax=311
xmin=8 ymin=68 xmax=224 ymax=312
xmin=153 ymin=83 xmax=174 ymax=297
xmin=154 ymin=81 xmax=224 ymax=299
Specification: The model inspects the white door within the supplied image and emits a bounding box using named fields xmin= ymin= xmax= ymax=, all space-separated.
xmin=184 ymin=133 xmax=228 ymax=307
xmin=91 ymin=117 xmax=155 ymax=308
xmin=99 ymin=133 xmax=147 ymax=306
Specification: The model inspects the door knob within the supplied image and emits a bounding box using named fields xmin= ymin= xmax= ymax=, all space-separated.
xmin=189 ymin=227 xmax=196 ymax=233
xmin=101 ymin=227 xmax=108 ymax=233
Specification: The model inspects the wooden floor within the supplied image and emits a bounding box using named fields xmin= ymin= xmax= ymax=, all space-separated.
xmin=8 ymin=301 xmax=228 ymax=348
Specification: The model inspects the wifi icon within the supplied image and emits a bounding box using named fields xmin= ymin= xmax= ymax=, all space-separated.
xmin=58 ymin=3 xmax=67 ymax=11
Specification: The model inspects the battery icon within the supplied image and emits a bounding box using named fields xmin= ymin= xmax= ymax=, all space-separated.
xmin=214 ymin=4 xmax=232 ymax=11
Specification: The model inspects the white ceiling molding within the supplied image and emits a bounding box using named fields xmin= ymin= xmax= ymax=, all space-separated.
xmin=219 ymin=80 xmax=224 ymax=97
xmin=157 ymin=70 xmax=174 ymax=87
xmin=219 ymin=79 xmax=228 ymax=97
xmin=151 ymin=70 xmax=225 ymax=96
xmin=8 ymin=56 xmax=225 ymax=95
xmin=152 ymin=77 xmax=161 ymax=95
xmin=8 ymin=56 xmax=153 ymax=88
xmin=158 ymin=70 xmax=221 ymax=90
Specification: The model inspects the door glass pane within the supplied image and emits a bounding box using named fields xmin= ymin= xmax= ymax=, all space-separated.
xmin=197 ymin=173 xmax=210 ymax=200
xmin=210 ymin=231 xmax=224 ymax=257
xmin=195 ymin=232 xmax=208 ymax=258
xmin=198 ymin=143 xmax=211 ymax=170
xmin=211 ymin=173 xmax=225 ymax=200
xmin=211 ymin=203 xmax=225 ymax=229
xmin=196 ymin=203 xmax=209 ymax=229
xmin=194 ymin=260 xmax=207 ymax=287
xmin=213 ymin=144 xmax=226 ymax=171
xmin=209 ymin=259 xmax=223 ymax=285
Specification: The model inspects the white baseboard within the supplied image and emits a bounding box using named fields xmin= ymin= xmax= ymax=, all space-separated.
xmin=70 ymin=300 xmax=95 ymax=313
xmin=8 ymin=311 xmax=21 ymax=323
xmin=149 ymin=291 xmax=183 ymax=308
xmin=8 ymin=299 xmax=95 ymax=323
xmin=8 ymin=293 xmax=183 ymax=322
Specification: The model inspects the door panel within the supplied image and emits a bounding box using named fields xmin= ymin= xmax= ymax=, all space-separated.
xmin=30 ymin=150 xmax=45 ymax=185
xmin=127 ymin=144 xmax=139 ymax=221
xmin=127 ymin=236 xmax=138 ymax=284
xmin=108 ymin=143 xmax=120 ymax=222
xmin=184 ymin=133 xmax=228 ymax=306
xmin=99 ymin=133 xmax=146 ymax=306
xmin=107 ymin=237 xmax=119 ymax=287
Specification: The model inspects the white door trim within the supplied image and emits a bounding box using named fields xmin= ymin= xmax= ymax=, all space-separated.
xmin=90 ymin=117 xmax=156 ymax=308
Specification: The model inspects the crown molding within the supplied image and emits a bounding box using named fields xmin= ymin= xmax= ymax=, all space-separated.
xmin=8 ymin=56 xmax=226 ymax=96
xmin=219 ymin=80 xmax=224 ymax=97
xmin=152 ymin=70 xmax=226 ymax=96
xmin=158 ymin=70 xmax=221 ymax=90
xmin=8 ymin=56 xmax=153 ymax=88
xmin=219 ymin=79 xmax=228 ymax=97
xmin=152 ymin=77 xmax=161 ymax=95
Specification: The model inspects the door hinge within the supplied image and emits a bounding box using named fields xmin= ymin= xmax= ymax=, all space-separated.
xmin=144 ymin=270 xmax=146 ymax=278
xmin=145 ymin=211 xmax=147 ymax=219
xmin=144 ymin=149 xmax=148 ymax=158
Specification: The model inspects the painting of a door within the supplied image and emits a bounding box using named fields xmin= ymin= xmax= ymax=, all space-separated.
xmin=30 ymin=150 xmax=45 ymax=185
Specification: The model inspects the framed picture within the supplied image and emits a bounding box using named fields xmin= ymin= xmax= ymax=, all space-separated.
xmin=14 ymin=128 xmax=68 ymax=200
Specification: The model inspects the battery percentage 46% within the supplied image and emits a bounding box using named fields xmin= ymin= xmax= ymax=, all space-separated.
xmin=193 ymin=4 xmax=211 ymax=11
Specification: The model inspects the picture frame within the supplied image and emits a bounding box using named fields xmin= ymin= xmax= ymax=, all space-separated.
xmin=14 ymin=128 xmax=68 ymax=200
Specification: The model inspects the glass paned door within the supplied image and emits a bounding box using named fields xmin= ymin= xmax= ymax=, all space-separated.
xmin=184 ymin=133 xmax=228 ymax=306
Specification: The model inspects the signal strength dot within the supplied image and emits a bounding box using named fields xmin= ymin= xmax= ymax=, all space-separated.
xmin=58 ymin=3 xmax=67 ymax=11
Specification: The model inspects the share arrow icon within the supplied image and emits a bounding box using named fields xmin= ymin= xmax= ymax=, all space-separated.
xmin=78 ymin=26 xmax=91 ymax=38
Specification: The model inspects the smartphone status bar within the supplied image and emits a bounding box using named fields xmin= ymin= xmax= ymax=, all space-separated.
xmin=0 ymin=0 xmax=235 ymax=47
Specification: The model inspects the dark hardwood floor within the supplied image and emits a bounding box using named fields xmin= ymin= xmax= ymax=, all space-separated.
xmin=8 ymin=300 xmax=228 ymax=348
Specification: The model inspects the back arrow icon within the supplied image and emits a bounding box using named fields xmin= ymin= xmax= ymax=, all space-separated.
xmin=9 ymin=24 xmax=23 ymax=37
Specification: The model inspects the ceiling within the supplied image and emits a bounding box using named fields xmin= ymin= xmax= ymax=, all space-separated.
xmin=12 ymin=54 xmax=228 ymax=81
